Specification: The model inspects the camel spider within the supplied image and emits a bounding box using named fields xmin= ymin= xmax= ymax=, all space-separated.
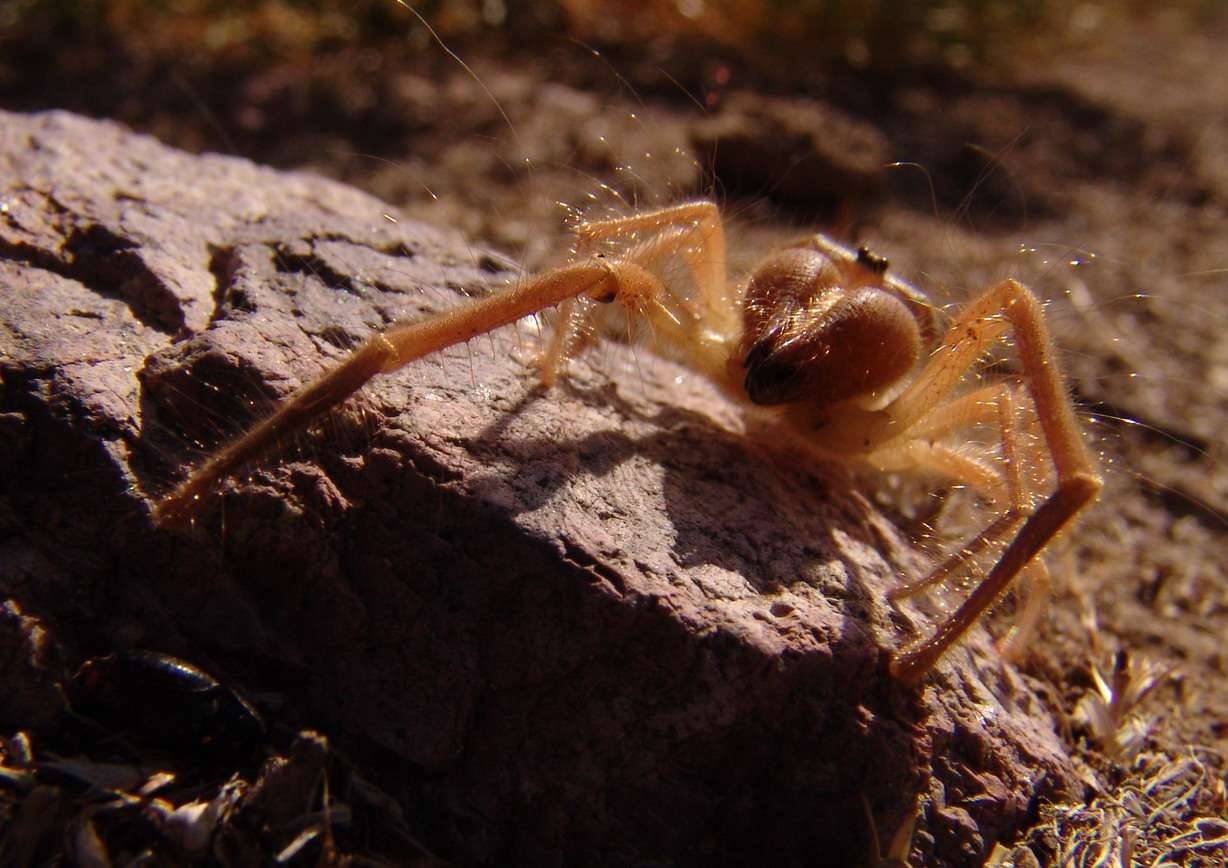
xmin=152 ymin=200 xmax=1101 ymax=681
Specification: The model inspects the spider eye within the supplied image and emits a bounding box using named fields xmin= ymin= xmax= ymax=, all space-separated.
xmin=856 ymin=246 xmax=889 ymax=274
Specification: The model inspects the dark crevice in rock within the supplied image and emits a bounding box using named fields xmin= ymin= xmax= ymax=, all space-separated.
xmin=276 ymin=244 xmax=365 ymax=296
xmin=0 ymin=222 xmax=183 ymax=335
xmin=205 ymin=243 xmax=244 ymax=326
xmin=60 ymin=223 xmax=187 ymax=333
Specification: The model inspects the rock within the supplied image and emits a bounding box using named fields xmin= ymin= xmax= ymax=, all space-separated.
xmin=0 ymin=109 xmax=1077 ymax=866
xmin=0 ymin=600 xmax=66 ymax=734
xmin=691 ymin=91 xmax=890 ymax=211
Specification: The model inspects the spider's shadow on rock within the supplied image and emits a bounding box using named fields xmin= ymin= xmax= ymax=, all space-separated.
xmin=464 ymin=373 xmax=906 ymax=644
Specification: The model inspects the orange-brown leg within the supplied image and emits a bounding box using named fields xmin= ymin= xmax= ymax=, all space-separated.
xmin=538 ymin=296 xmax=590 ymax=387
xmin=998 ymin=560 xmax=1052 ymax=661
xmin=874 ymin=280 xmax=1101 ymax=681
xmin=154 ymin=260 xmax=641 ymax=528
xmin=881 ymin=386 xmax=1054 ymax=664
xmin=546 ymin=202 xmax=739 ymax=386
xmin=883 ymin=384 xmax=1022 ymax=601
xmin=573 ymin=200 xmax=731 ymax=327
xmin=889 ymin=473 xmax=1097 ymax=681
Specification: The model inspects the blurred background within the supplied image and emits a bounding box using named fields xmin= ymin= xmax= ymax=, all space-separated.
xmin=3 ymin=0 xmax=1216 ymax=266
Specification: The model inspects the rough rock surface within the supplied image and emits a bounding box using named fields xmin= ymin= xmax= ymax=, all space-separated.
xmin=0 ymin=110 xmax=1079 ymax=866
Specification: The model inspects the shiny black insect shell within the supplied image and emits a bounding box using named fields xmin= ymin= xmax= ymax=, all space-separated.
xmin=67 ymin=650 xmax=266 ymax=762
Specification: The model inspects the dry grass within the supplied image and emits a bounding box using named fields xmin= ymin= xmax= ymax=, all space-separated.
xmin=1006 ymin=749 xmax=1228 ymax=866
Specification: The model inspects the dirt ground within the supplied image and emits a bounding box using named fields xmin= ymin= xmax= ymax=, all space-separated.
xmin=2 ymin=2 xmax=1226 ymax=864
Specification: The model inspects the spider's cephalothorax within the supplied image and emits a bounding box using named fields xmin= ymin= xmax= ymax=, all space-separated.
xmin=154 ymin=200 xmax=1101 ymax=682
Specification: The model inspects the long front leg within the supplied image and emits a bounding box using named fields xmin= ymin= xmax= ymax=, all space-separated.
xmin=154 ymin=261 xmax=627 ymax=528
xmin=889 ymin=472 xmax=1098 ymax=681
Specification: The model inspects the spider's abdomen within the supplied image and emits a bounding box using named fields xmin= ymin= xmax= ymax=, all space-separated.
xmin=738 ymin=247 xmax=922 ymax=408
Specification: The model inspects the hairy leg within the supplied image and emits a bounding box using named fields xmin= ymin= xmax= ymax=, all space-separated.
xmin=861 ymin=283 xmax=1100 ymax=679
xmin=155 ymin=260 xmax=632 ymax=527
xmin=575 ymin=201 xmax=736 ymax=336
